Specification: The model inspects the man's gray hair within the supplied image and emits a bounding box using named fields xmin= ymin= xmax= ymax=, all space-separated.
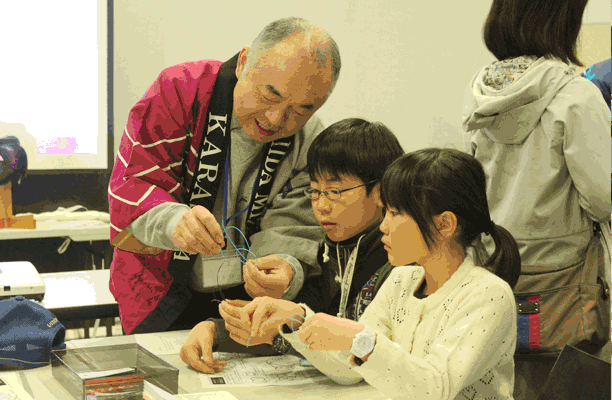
xmin=243 ymin=17 xmax=341 ymax=100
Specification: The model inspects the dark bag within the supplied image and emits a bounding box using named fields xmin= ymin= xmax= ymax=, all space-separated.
xmin=537 ymin=344 xmax=611 ymax=400
xmin=474 ymin=222 xmax=611 ymax=359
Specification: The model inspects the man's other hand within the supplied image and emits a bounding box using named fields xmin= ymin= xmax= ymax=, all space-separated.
xmin=243 ymin=255 xmax=293 ymax=299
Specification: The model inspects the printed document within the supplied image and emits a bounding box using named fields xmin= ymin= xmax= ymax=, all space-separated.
xmin=199 ymin=354 xmax=328 ymax=388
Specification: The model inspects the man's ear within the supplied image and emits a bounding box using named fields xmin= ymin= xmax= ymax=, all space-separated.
xmin=235 ymin=46 xmax=250 ymax=79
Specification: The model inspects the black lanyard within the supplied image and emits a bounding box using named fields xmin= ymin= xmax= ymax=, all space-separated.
xmin=134 ymin=53 xmax=295 ymax=333
xmin=170 ymin=53 xmax=294 ymax=262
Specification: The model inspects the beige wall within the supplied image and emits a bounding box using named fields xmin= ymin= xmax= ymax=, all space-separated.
xmin=577 ymin=23 xmax=611 ymax=75
xmin=114 ymin=0 xmax=611 ymax=161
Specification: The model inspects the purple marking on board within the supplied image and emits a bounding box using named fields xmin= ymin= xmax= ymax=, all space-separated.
xmin=37 ymin=137 xmax=83 ymax=154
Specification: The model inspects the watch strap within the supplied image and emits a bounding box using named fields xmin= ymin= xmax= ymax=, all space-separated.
xmin=282 ymin=323 xmax=295 ymax=334
xmin=272 ymin=333 xmax=292 ymax=354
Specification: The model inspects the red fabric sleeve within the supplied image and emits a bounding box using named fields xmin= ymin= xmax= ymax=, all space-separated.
xmin=108 ymin=61 xmax=221 ymax=240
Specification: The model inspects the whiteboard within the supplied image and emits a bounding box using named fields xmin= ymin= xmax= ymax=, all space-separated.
xmin=0 ymin=1 xmax=108 ymax=170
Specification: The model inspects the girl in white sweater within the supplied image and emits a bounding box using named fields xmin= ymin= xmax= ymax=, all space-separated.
xmin=239 ymin=148 xmax=522 ymax=400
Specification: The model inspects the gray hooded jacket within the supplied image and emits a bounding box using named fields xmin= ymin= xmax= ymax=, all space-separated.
xmin=462 ymin=56 xmax=611 ymax=266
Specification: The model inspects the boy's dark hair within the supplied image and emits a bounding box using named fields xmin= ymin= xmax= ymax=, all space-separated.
xmin=307 ymin=118 xmax=404 ymax=195
xmin=380 ymin=148 xmax=521 ymax=289
xmin=483 ymin=0 xmax=588 ymax=66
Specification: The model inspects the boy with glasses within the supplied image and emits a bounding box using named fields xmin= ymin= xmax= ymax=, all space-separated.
xmin=179 ymin=118 xmax=407 ymax=373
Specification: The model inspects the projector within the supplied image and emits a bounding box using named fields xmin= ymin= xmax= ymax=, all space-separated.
xmin=0 ymin=262 xmax=45 ymax=302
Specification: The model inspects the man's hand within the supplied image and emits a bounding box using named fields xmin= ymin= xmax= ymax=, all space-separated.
xmin=172 ymin=206 xmax=225 ymax=255
xmin=179 ymin=321 xmax=227 ymax=374
xmin=243 ymin=255 xmax=294 ymax=298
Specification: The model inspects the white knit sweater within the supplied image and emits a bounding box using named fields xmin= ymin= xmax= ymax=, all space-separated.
xmin=280 ymin=254 xmax=517 ymax=400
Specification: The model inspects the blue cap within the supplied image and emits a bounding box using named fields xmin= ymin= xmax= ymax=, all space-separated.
xmin=0 ymin=296 xmax=66 ymax=369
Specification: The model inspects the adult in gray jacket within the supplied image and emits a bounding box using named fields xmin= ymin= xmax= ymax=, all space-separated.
xmin=463 ymin=1 xmax=610 ymax=399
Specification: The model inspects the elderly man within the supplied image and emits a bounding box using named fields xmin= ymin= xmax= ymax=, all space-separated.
xmin=109 ymin=17 xmax=341 ymax=335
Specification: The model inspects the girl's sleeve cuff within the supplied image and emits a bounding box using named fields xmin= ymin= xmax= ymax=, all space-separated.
xmin=277 ymin=302 xmax=315 ymax=350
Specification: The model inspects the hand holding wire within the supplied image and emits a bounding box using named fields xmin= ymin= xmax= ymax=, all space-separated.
xmin=243 ymin=255 xmax=293 ymax=298
xmin=219 ymin=299 xmax=271 ymax=346
xmin=172 ymin=206 xmax=225 ymax=255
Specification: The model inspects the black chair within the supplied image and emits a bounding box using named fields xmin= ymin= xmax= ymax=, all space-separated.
xmin=538 ymin=344 xmax=611 ymax=400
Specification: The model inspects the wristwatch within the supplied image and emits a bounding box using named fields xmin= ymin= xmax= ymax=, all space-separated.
xmin=272 ymin=332 xmax=293 ymax=355
xmin=350 ymin=327 xmax=377 ymax=359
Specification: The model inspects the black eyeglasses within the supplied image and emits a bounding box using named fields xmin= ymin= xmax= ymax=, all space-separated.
xmin=304 ymin=180 xmax=379 ymax=202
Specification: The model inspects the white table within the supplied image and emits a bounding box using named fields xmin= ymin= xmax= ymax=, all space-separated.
xmin=0 ymin=332 xmax=389 ymax=400
xmin=38 ymin=269 xmax=118 ymax=338
xmin=0 ymin=219 xmax=110 ymax=241
xmin=2 ymin=219 xmax=116 ymax=339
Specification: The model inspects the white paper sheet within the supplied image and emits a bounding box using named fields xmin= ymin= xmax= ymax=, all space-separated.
xmin=143 ymin=381 xmax=179 ymax=400
xmin=66 ymin=332 xmax=188 ymax=357
xmin=66 ymin=338 xmax=108 ymax=349
xmin=77 ymin=367 xmax=136 ymax=380
xmin=199 ymin=354 xmax=327 ymax=388
xmin=175 ymin=392 xmax=239 ymax=400
xmin=0 ymin=373 xmax=35 ymax=400
xmin=144 ymin=381 xmax=238 ymax=400
xmin=135 ymin=332 xmax=190 ymax=355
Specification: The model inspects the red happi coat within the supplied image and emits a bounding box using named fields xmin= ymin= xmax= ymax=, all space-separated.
xmin=109 ymin=60 xmax=222 ymax=335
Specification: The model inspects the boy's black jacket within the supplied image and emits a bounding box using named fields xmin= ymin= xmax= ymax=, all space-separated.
xmin=293 ymin=221 xmax=394 ymax=320
xmin=210 ymin=221 xmax=399 ymax=354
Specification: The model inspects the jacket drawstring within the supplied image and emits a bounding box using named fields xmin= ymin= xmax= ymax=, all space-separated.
xmin=334 ymin=243 xmax=342 ymax=284
xmin=323 ymin=242 xmax=330 ymax=263
xmin=336 ymin=234 xmax=365 ymax=319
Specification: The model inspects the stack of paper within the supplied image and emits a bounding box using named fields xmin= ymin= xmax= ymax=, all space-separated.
xmin=143 ymin=381 xmax=238 ymax=400
xmin=0 ymin=374 xmax=35 ymax=400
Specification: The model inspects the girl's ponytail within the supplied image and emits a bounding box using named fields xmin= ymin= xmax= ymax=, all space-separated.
xmin=482 ymin=222 xmax=521 ymax=289
xmin=380 ymin=148 xmax=522 ymax=290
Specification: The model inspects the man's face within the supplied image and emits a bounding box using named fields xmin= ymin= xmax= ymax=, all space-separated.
xmin=233 ymin=36 xmax=333 ymax=143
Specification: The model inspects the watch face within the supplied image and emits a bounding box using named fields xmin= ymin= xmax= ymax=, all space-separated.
xmin=357 ymin=335 xmax=372 ymax=350
xmin=352 ymin=329 xmax=375 ymax=358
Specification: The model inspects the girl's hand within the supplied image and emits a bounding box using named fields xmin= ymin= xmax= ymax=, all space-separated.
xmin=297 ymin=313 xmax=366 ymax=352
xmin=239 ymin=297 xmax=306 ymax=343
